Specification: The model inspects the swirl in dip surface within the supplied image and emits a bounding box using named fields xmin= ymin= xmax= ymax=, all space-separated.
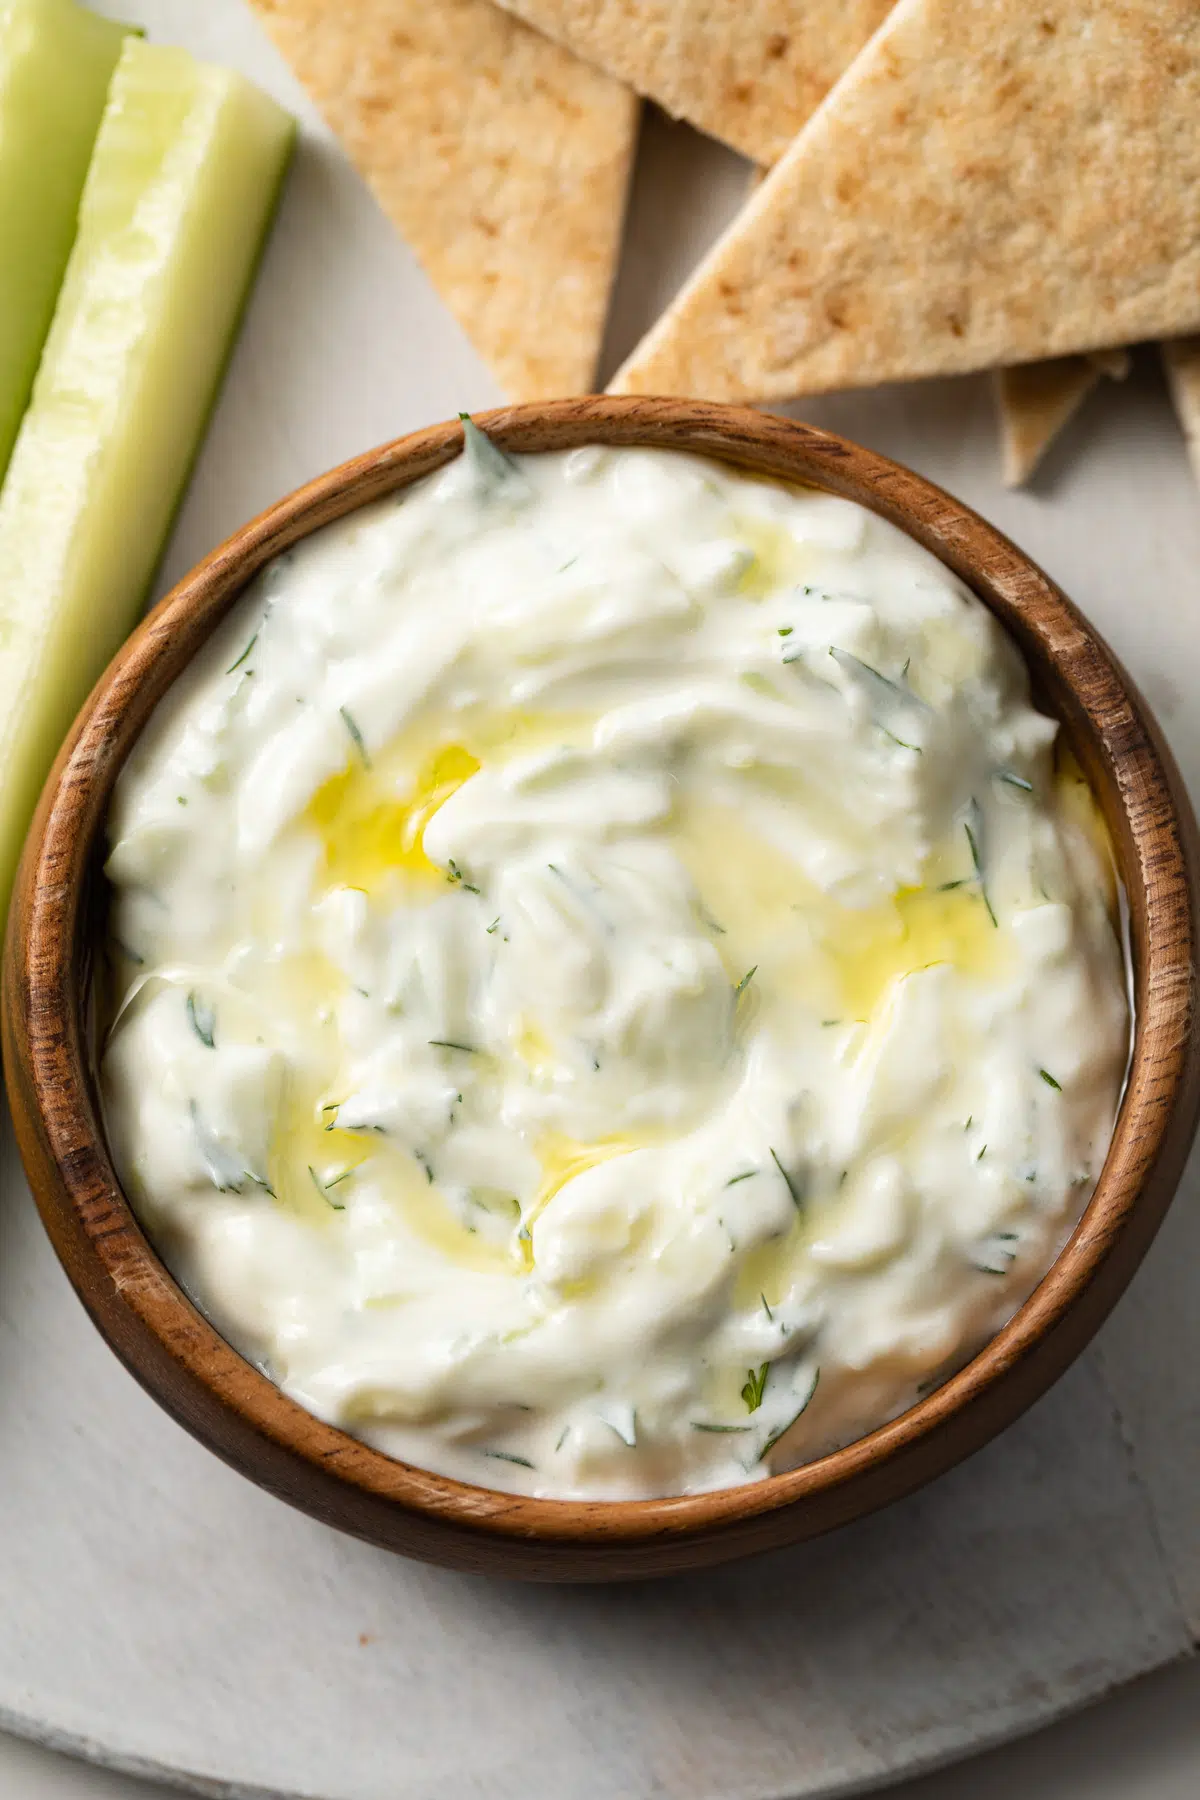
xmin=101 ymin=431 xmax=1129 ymax=1500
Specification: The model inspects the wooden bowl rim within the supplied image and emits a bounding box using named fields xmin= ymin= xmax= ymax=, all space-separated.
xmin=6 ymin=395 xmax=1197 ymax=1556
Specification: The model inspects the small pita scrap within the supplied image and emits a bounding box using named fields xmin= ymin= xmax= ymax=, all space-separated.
xmin=1162 ymin=337 xmax=1200 ymax=489
xmin=997 ymin=349 xmax=1131 ymax=487
xmin=489 ymin=0 xmax=895 ymax=164
xmin=613 ymin=0 xmax=1200 ymax=404
xmin=250 ymin=0 xmax=637 ymax=398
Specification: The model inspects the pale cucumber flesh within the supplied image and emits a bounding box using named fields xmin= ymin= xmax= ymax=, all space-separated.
xmin=0 ymin=0 xmax=127 ymax=481
xmin=0 ymin=37 xmax=294 ymax=925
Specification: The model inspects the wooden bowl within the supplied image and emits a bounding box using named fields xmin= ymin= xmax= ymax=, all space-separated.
xmin=5 ymin=397 xmax=1198 ymax=1582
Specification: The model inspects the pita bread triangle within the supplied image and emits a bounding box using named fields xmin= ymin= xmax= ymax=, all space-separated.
xmin=613 ymin=0 xmax=1200 ymax=403
xmin=250 ymin=0 xmax=637 ymax=399
xmin=996 ymin=350 xmax=1130 ymax=486
xmin=490 ymin=0 xmax=894 ymax=164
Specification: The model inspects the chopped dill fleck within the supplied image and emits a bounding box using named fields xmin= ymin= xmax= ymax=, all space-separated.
xmin=829 ymin=645 xmax=927 ymax=750
xmin=964 ymin=1115 xmax=973 ymax=1130
xmin=830 ymin=645 xmax=921 ymax=703
xmin=760 ymin=1293 xmax=774 ymax=1321
xmin=177 ymin=795 xmax=187 ymax=806
xmin=998 ymin=771 xmax=1034 ymax=792
xmin=734 ymin=966 xmax=757 ymax=999
xmin=725 ymin=1169 xmax=757 ymax=1187
xmin=189 ymin=1099 xmax=240 ymax=1192
xmin=226 ymin=632 xmax=257 ymax=674
xmin=777 ymin=626 xmax=793 ymax=637
xmin=486 ymin=917 xmax=501 ymax=934
xmin=769 ymin=1147 xmax=804 ymax=1212
xmin=1039 ymin=1068 xmax=1063 ymax=1091
xmin=483 ymin=1449 xmax=535 ymax=1469
xmin=741 ymin=1364 xmax=769 ymax=1413
xmin=557 ymin=556 xmax=579 ymax=573
xmin=446 ymin=858 xmax=480 ymax=893
xmin=428 ymin=1039 xmax=478 ymax=1054
xmin=308 ymin=1164 xmax=346 ymax=1210
xmin=339 ymin=705 xmax=370 ymax=766
xmin=976 ymin=1144 xmax=987 ymax=1160
xmin=964 ymin=807 xmax=998 ymax=921
xmin=821 ymin=1018 xmax=841 ymax=1027
xmin=244 ymin=1170 xmax=276 ymax=1197
xmin=458 ymin=413 xmax=523 ymax=483
xmin=602 ymin=1408 xmax=638 ymax=1448
xmin=186 ymin=991 xmax=215 ymax=1049
xmin=938 ymin=879 xmax=967 ymax=892
xmin=555 ymin=1427 xmax=570 ymax=1452
xmin=760 ymin=1369 xmax=820 ymax=1456
xmin=692 ymin=1421 xmax=752 ymax=1434
xmin=324 ymin=1167 xmax=355 ymax=1188
xmin=879 ymin=725 xmax=922 ymax=753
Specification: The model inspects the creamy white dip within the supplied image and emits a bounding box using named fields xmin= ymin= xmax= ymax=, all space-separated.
xmin=101 ymin=428 xmax=1128 ymax=1500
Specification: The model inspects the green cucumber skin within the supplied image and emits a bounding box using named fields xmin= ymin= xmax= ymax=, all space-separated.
xmin=0 ymin=39 xmax=295 ymax=929
xmin=0 ymin=0 xmax=128 ymax=483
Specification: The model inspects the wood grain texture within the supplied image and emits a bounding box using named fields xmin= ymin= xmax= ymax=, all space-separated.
xmin=4 ymin=395 xmax=1198 ymax=1582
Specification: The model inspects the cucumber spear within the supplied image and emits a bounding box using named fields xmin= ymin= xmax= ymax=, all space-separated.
xmin=0 ymin=0 xmax=129 ymax=481
xmin=0 ymin=38 xmax=294 ymax=930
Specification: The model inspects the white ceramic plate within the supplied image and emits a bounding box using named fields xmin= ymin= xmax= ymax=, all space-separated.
xmin=2 ymin=4 xmax=1199 ymax=1795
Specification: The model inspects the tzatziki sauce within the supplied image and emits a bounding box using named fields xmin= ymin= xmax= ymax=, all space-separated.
xmin=101 ymin=428 xmax=1129 ymax=1499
